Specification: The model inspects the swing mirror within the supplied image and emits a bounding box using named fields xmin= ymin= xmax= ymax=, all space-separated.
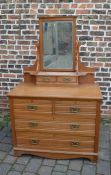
xmin=39 ymin=16 xmax=76 ymax=71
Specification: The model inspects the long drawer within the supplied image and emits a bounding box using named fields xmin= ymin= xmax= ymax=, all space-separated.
xmin=15 ymin=120 xmax=95 ymax=133
xmin=16 ymin=138 xmax=94 ymax=153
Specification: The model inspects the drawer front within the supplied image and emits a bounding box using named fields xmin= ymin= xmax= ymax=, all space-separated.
xmin=15 ymin=120 xmax=95 ymax=133
xmin=16 ymin=136 xmax=94 ymax=152
xmin=57 ymin=76 xmax=77 ymax=83
xmin=37 ymin=76 xmax=56 ymax=83
xmin=13 ymin=99 xmax=52 ymax=114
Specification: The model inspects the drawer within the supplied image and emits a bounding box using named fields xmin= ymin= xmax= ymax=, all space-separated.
xmin=16 ymin=136 xmax=94 ymax=152
xmin=15 ymin=120 xmax=95 ymax=133
xmin=55 ymin=100 xmax=96 ymax=106
xmin=13 ymin=99 xmax=52 ymax=114
xmin=57 ymin=76 xmax=77 ymax=83
xmin=55 ymin=106 xmax=96 ymax=114
xmin=37 ymin=76 xmax=56 ymax=82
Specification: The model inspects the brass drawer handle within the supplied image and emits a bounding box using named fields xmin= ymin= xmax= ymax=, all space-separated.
xmin=43 ymin=77 xmax=50 ymax=81
xmin=29 ymin=122 xmax=38 ymax=128
xmin=70 ymin=107 xmax=80 ymax=113
xmin=63 ymin=77 xmax=71 ymax=82
xmin=27 ymin=105 xmax=38 ymax=111
xmin=70 ymin=123 xmax=80 ymax=129
xmin=71 ymin=141 xmax=80 ymax=147
xmin=31 ymin=139 xmax=39 ymax=145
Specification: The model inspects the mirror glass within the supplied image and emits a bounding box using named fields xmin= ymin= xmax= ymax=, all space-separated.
xmin=42 ymin=21 xmax=73 ymax=69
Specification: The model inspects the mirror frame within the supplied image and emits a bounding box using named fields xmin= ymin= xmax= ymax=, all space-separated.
xmin=39 ymin=16 xmax=77 ymax=72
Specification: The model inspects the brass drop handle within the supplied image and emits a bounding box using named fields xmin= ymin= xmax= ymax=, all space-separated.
xmin=70 ymin=123 xmax=80 ymax=129
xmin=71 ymin=141 xmax=80 ymax=147
xmin=31 ymin=139 xmax=39 ymax=145
xmin=63 ymin=77 xmax=71 ymax=82
xmin=43 ymin=77 xmax=50 ymax=81
xmin=27 ymin=104 xmax=38 ymax=111
xmin=29 ymin=121 xmax=38 ymax=128
xmin=70 ymin=107 xmax=80 ymax=113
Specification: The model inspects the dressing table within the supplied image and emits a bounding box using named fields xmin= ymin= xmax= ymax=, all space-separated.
xmin=8 ymin=16 xmax=102 ymax=162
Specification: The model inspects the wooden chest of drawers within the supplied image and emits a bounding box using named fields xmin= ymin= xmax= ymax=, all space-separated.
xmin=8 ymin=83 xmax=102 ymax=162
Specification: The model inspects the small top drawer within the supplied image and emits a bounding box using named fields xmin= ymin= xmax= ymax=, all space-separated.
xmin=57 ymin=76 xmax=77 ymax=83
xmin=37 ymin=76 xmax=56 ymax=83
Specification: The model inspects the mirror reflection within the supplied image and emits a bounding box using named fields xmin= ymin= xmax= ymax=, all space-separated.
xmin=43 ymin=21 xmax=73 ymax=69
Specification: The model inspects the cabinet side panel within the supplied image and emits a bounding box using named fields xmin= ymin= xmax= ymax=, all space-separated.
xmin=9 ymin=97 xmax=17 ymax=146
xmin=94 ymin=101 xmax=101 ymax=154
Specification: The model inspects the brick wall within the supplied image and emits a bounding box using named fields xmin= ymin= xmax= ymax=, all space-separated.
xmin=0 ymin=0 xmax=111 ymax=117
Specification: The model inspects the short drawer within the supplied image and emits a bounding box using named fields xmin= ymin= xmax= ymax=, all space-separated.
xmin=37 ymin=76 xmax=56 ymax=82
xmin=57 ymin=76 xmax=77 ymax=83
xmin=13 ymin=99 xmax=52 ymax=114
xmin=55 ymin=106 xmax=96 ymax=114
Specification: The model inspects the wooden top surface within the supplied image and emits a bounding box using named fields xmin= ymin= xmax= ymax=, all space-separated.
xmin=8 ymin=83 xmax=102 ymax=100
xmin=27 ymin=71 xmax=89 ymax=76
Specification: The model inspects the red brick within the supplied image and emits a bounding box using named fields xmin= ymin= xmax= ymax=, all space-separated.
xmin=87 ymin=4 xmax=94 ymax=8
xmin=71 ymin=4 xmax=77 ymax=8
xmin=55 ymin=4 xmax=61 ymax=8
xmin=105 ymin=63 xmax=111 ymax=67
xmin=30 ymin=9 xmax=37 ymax=15
xmin=62 ymin=4 xmax=69 ymax=9
xmin=3 ymin=74 xmax=16 ymax=78
xmin=93 ymin=63 xmax=104 ymax=67
xmin=78 ymin=4 xmax=86 ymax=9
xmin=76 ymin=9 xmax=90 ymax=14
xmin=45 ymin=9 xmax=59 ymax=14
